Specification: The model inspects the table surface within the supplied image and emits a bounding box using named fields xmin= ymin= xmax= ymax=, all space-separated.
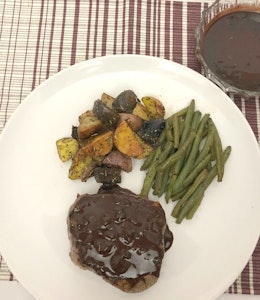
xmin=0 ymin=0 xmax=259 ymax=298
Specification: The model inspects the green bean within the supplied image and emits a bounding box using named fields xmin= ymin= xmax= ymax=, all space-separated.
xmin=173 ymin=114 xmax=180 ymax=148
xmin=175 ymin=146 xmax=231 ymax=223
xmin=172 ymin=168 xmax=208 ymax=218
xmin=171 ymin=185 xmax=190 ymax=202
xmin=165 ymin=174 xmax=177 ymax=203
xmin=140 ymin=162 xmax=157 ymax=198
xmin=158 ymin=131 xmax=196 ymax=172
xmin=194 ymin=121 xmax=214 ymax=166
xmin=156 ymin=128 xmax=167 ymax=146
xmin=211 ymin=119 xmax=224 ymax=181
xmin=179 ymin=100 xmax=195 ymax=145
xmin=158 ymin=141 xmax=175 ymax=164
xmin=172 ymin=114 xmax=210 ymax=193
xmin=176 ymin=190 xmax=204 ymax=223
xmin=186 ymin=193 xmax=204 ymax=219
xmin=172 ymin=101 xmax=195 ymax=176
xmin=153 ymin=171 xmax=164 ymax=196
xmin=140 ymin=145 xmax=162 ymax=170
xmin=165 ymin=119 xmax=174 ymax=142
xmin=191 ymin=111 xmax=202 ymax=132
xmin=157 ymin=167 xmax=171 ymax=197
xmin=181 ymin=153 xmax=212 ymax=190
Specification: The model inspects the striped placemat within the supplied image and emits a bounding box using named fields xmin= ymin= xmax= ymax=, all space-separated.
xmin=0 ymin=0 xmax=259 ymax=295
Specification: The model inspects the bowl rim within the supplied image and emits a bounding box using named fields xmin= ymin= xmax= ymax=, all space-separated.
xmin=195 ymin=0 xmax=260 ymax=98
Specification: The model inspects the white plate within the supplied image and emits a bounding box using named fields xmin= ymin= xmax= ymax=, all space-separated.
xmin=0 ymin=55 xmax=259 ymax=300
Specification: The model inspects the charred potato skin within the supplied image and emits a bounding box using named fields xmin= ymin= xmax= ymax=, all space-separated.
xmin=93 ymin=99 xmax=120 ymax=127
xmin=112 ymin=90 xmax=138 ymax=113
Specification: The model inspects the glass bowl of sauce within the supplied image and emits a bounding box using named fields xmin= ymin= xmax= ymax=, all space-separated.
xmin=195 ymin=0 xmax=260 ymax=97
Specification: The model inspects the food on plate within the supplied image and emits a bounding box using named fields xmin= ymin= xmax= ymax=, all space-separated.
xmin=68 ymin=149 xmax=93 ymax=180
xmin=56 ymin=137 xmax=79 ymax=162
xmin=142 ymin=96 xmax=165 ymax=119
xmin=114 ymin=120 xmax=153 ymax=159
xmin=81 ymin=130 xmax=114 ymax=156
xmin=140 ymin=100 xmax=232 ymax=223
xmin=112 ymin=90 xmax=139 ymax=113
xmin=67 ymin=184 xmax=173 ymax=293
xmin=56 ymin=90 xmax=163 ymax=184
xmin=56 ymin=91 xmax=231 ymax=223
xmin=77 ymin=111 xmax=103 ymax=139
xmin=102 ymin=150 xmax=132 ymax=172
xmin=137 ymin=118 xmax=165 ymax=146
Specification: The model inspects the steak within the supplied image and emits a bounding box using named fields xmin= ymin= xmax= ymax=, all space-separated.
xmin=67 ymin=185 xmax=173 ymax=293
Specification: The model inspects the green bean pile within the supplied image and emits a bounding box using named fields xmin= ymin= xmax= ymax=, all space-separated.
xmin=140 ymin=100 xmax=231 ymax=223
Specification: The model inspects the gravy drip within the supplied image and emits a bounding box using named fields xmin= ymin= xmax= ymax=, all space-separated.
xmin=202 ymin=8 xmax=260 ymax=92
xmin=68 ymin=187 xmax=173 ymax=285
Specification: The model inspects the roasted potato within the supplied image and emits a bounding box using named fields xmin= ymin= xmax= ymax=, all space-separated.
xmin=93 ymin=100 xmax=120 ymax=127
xmin=77 ymin=114 xmax=103 ymax=139
xmin=112 ymin=90 xmax=138 ymax=113
xmin=103 ymin=150 xmax=132 ymax=172
xmin=132 ymin=103 xmax=151 ymax=121
xmin=78 ymin=110 xmax=94 ymax=123
xmin=119 ymin=113 xmax=144 ymax=132
xmin=82 ymin=130 xmax=114 ymax=156
xmin=101 ymin=93 xmax=115 ymax=109
xmin=114 ymin=120 xmax=153 ymax=159
xmin=68 ymin=149 xmax=93 ymax=180
xmin=56 ymin=137 xmax=79 ymax=162
xmin=138 ymin=119 xmax=165 ymax=146
xmin=142 ymin=96 xmax=165 ymax=118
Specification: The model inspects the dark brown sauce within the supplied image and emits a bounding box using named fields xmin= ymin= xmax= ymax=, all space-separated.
xmin=202 ymin=7 xmax=260 ymax=92
xmin=68 ymin=186 xmax=173 ymax=286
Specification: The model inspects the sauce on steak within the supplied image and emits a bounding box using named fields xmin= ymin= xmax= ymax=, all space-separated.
xmin=67 ymin=185 xmax=173 ymax=293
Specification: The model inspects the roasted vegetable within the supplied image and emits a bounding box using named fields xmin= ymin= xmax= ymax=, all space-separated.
xmin=112 ymin=90 xmax=138 ymax=113
xmin=56 ymin=137 xmax=79 ymax=162
xmin=77 ymin=112 xmax=103 ymax=139
xmin=132 ymin=103 xmax=151 ymax=120
xmin=103 ymin=150 xmax=132 ymax=172
xmin=119 ymin=113 xmax=144 ymax=132
xmin=82 ymin=130 xmax=114 ymax=156
xmin=78 ymin=110 xmax=93 ymax=124
xmin=138 ymin=119 xmax=165 ymax=146
xmin=142 ymin=96 xmax=165 ymax=119
xmin=68 ymin=149 xmax=93 ymax=180
xmin=93 ymin=166 xmax=121 ymax=184
xmin=93 ymin=99 xmax=120 ymax=127
xmin=81 ymin=160 xmax=99 ymax=182
xmin=101 ymin=92 xmax=115 ymax=109
xmin=114 ymin=120 xmax=153 ymax=159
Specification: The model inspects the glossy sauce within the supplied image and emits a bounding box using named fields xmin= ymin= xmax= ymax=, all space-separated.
xmin=202 ymin=8 xmax=260 ymax=92
xmin=68 ymin=186 xmax=173 ymax=287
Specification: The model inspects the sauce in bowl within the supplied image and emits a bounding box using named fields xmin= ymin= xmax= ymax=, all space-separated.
xmin=197 ymin=5 xmax=260 ymax=94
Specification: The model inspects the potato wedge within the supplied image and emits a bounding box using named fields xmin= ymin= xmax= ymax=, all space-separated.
xmin=78 ymin=110 xmax=94 ymax=124
xmin=82 ymin=130 xmax=114 ymax=156
xmin=132 ymin=103 xmax=151 ymax=121
xmin=56 ymin=137 xmax=79 ymax=162
xmin=142 ymin=96 xmax=165 ymax=119
xmin=119 ymin=113 xmax=144 ymax=132
xmin=77 ymin=114 xmax=103 ymax=139
xmin=114 ymin=121 xmax=153 ymax=158
xmin=101 ymin=92 xmax=115 ymax=109
xmin=69 ymin=149 xmax=93 ymax=180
